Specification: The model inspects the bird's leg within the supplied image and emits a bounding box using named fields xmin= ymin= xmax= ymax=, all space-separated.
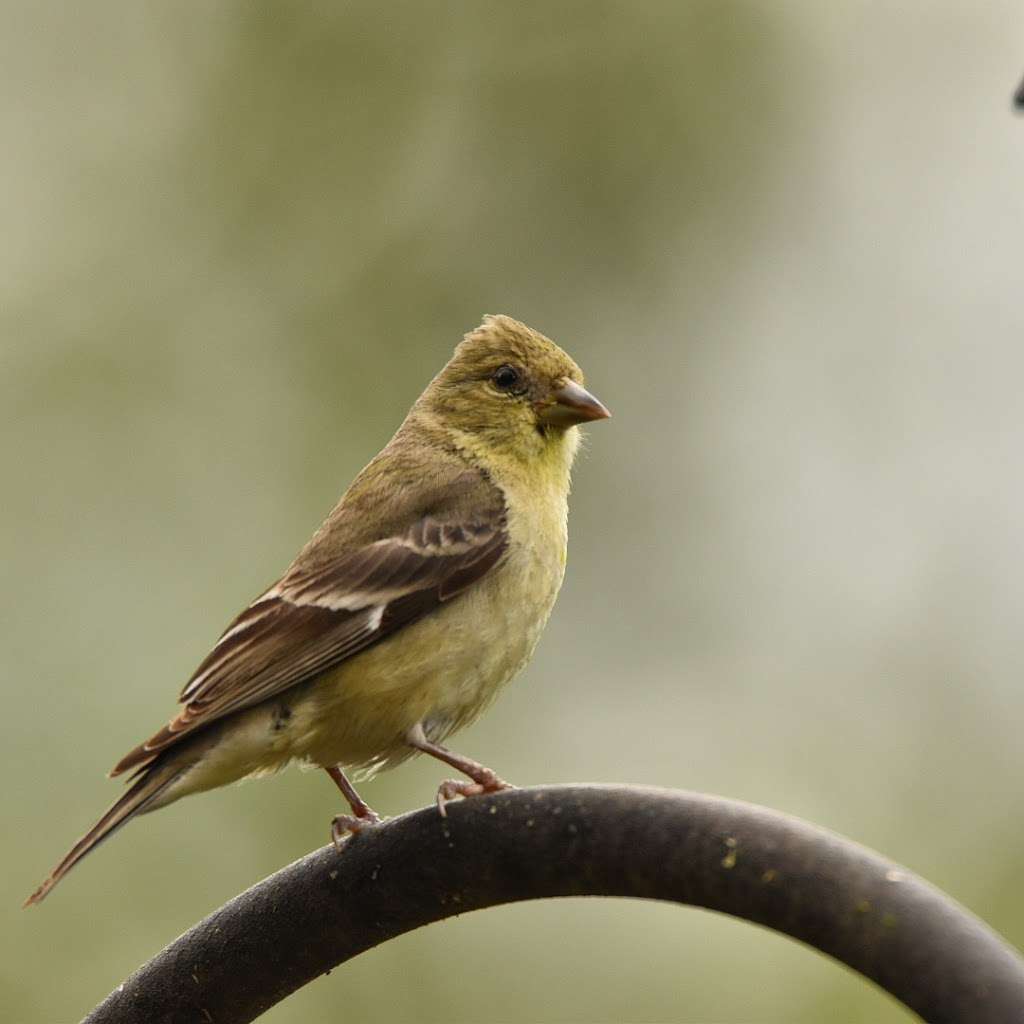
xmin=406 ymin=723 xmax=514 ymax=817
xmin=325 ymin=765 xmax=381 ymax=848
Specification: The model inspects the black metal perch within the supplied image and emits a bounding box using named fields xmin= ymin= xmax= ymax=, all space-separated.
xmin=82 ymin=784 xmax=1024 ymax=1023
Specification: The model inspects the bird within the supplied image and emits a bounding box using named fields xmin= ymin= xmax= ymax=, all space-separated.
xmin=26 ymin=314 xmax=610 ymax=905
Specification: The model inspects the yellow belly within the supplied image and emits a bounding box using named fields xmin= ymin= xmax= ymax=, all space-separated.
xmin=300 ymin=529 xmax=565 ymax=775
xmin=163 ymin=539 xmax=565 ymax=804
xmin=162 ymin=453 xmax=572 ymax=802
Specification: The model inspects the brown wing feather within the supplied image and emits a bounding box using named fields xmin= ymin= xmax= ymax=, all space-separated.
xmin=111 ymin=507 xmax=506 ymax=778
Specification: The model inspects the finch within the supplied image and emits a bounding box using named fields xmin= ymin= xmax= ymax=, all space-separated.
xmin=26 ymin=315 xmax=610 ymax=905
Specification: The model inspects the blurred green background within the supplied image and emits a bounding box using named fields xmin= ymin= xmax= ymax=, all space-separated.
xmin=4 ymin=2 xmax=1024 ymax=1021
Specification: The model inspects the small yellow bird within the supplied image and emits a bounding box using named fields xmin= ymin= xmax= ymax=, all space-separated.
xmin=27 ymin=315 xmax=609 ymax=905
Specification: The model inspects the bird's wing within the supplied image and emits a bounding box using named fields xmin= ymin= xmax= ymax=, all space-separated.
xmin=111 ymin=490 xmax=507 ymax=777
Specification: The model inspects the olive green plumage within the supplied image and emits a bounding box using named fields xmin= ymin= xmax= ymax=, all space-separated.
xmin=27 ymin=314 xmax=610 ymax=905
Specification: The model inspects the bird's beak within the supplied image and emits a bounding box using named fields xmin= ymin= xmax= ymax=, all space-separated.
xmin=537 ymin=380 xmax=612 ymax=428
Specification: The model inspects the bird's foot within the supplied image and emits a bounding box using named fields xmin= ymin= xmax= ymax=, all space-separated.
xmin=331 ymin=808 xmax=382 ymax=849
xmin=436 ymin=772 xmax=514 ymax=817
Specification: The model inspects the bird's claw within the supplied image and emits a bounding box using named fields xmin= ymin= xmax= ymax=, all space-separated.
xmin=436 ymin=774 xmax=514 ymax=817
xmin=331 ymin=809 xmax=382 ymax=849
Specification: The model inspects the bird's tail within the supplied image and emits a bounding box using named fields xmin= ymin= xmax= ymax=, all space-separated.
xmin=24 ymin=756 xmax=187 ymax=907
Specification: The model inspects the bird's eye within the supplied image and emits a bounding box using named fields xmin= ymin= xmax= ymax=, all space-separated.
xmin=492 ymin=365 xmax=523 ymax=392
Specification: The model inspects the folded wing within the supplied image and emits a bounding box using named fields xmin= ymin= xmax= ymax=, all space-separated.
xmin=111 ymin=511 xmax=507 ymax=777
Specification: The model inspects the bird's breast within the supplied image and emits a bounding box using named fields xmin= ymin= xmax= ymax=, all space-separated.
xmin=296 ymin=485 xmax=569 ymax=772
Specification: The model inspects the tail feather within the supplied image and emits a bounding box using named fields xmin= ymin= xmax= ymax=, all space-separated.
xmin=24 ymin=759 xmax=183 ymax=907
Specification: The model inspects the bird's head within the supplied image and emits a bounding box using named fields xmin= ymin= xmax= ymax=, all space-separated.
xmin=415 ymin=315 xmax=610 ymax=465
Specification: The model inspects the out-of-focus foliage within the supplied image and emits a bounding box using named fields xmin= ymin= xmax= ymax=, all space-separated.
xmin=4 ymin=3 xmax=1024 ymax=1021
